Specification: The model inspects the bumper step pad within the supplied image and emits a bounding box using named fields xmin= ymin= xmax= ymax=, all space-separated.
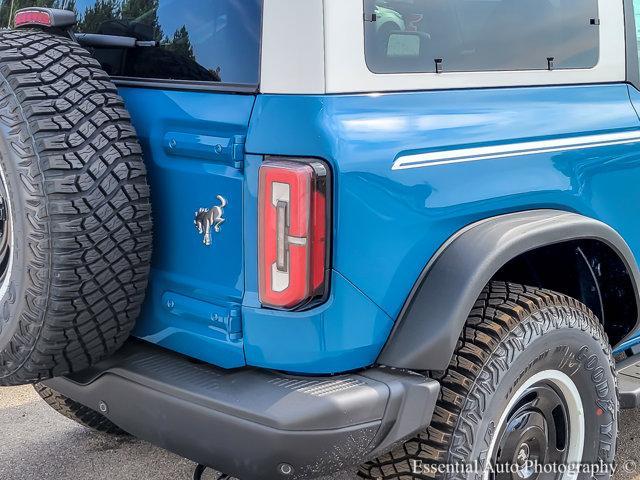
xmin=44 ymin=341 xmax=439 ymax=480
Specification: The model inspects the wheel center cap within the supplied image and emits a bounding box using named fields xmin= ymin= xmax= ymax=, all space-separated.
xmin=517 ymin=444 xmax=530 ymax=466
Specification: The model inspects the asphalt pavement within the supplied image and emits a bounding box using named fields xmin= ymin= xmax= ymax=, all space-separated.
xmin=0 ymin=385 xmax=201 ymax=480
xmin=1 ymin=385 xmax=639 ymax=480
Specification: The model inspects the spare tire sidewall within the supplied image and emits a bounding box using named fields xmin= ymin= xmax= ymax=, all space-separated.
xmin=0 ymin=101 xmax=41 ymax=354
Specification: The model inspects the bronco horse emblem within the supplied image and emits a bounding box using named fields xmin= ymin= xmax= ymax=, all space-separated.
xmin=194 ymin=195 xmax=227 ymax=246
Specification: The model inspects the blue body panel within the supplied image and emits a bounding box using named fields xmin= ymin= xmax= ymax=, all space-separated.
xmin=118 ymin=82 xmax=640 ymax=374
xmin=120 ymin=87 xmax=254 ymax=369
xmin=245 ymin=84 xmax=640 ymax=369
xmin=241 ymin=154 xmax=394 ymax=373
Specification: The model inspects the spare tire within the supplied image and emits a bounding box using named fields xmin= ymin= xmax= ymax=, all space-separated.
xmin=0 ymin=30 xmax=152 ymax=386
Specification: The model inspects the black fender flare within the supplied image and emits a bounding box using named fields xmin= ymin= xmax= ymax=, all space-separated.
xmin=378 ymin=210 xmax=640 ymax=371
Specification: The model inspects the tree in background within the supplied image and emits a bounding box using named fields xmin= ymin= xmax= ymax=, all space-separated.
xmin=164 ymin=25 xmax=194 ymax=62
xmin=77 ymin=0 xmax=119 ymax=33
xmin=75 ymin=0 xmax=163 ymax=41
xmin=0 ymin=0 xmax=200 ymax=73
xmin=121 ymin=0 xmax=161 ymax=41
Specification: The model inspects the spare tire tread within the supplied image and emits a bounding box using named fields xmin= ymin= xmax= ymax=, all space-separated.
xmin=0 ymin=30 xmax=152 ymax=385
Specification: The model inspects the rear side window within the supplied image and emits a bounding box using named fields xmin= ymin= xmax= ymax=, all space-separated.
xmin=364 ymin=0 xmax=600 ymax=74
xmin=8 ymin=0 xmax=263 ymax=86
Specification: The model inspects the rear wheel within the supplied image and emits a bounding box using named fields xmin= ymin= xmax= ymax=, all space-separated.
xmin=0 ymin=30 xmax=152 ymax=385
xmin=34 ymin=383 xmax=126 ymax=435
xmin=359 ymin=282 xmax=618 ymax=480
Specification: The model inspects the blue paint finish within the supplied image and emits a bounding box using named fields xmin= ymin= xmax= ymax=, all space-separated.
xmin=161 ymin=292 xmax=242 ymax=340
xmin=116 ymin=82 xmax=640 ymax=374
xmin=242 ymin=154 xmax=261 ymax=309
xmin=240 ymin=153 xmax=394 ymax=373
xmin=245 ymin=84 xmax=640 ymax=368
xmin=242 ymin=270 xmax=394 ymax=374
xmin=137 ymin=272 xmax=244 ymax=369
xmin=614 ymin=337 xmax=640 ymax=354
xmin=162 ymin=132 xmax=244 ymax=167
xmin=119 ymin=87 xmax=256 ymax=367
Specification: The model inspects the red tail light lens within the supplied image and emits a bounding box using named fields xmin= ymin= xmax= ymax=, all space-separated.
xmin=259 ymin=158 xmax=331 ymax=310
xmin=15 ymin=10 xmax=52 ymax=27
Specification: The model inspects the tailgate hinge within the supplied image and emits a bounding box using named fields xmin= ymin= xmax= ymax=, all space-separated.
xmin=162 ymin=292 xmax=243 ymax=341
xmin=231 ymin=135 xmax=246 ymax=170
xmin=226 ymin=306 xmax=243 ymax=341
xmin=163 ymin=132 xmax=245 ymax=170
xmin=209 ymin=305 xmax=242 ymax=340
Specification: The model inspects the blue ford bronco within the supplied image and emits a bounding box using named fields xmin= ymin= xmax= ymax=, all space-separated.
xmin=2 ymin=0 xmax=640 ymax=479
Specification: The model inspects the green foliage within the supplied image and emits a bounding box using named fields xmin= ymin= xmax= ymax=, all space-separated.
xmin=165 ymin=24 xmax=194 ymax=61
xmin=75 ymin=0 xmax=163 ymax=41
xmin=0 ymin=0 xmax=198 ymax=68
xmin=120 ymin=0 xmax=161 ymax=41
xmin=77 ymin=0 xmax=119 ymax=33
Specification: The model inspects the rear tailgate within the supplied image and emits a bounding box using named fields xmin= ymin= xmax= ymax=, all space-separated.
xmin=122 ymin=88 xmax=255 ymax=368
xmin=68 ymin=0 xmax=263 ymax=368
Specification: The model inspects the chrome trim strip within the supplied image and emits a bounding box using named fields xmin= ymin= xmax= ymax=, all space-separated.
xmin=392 ymin=130 xmax=640 ymax=170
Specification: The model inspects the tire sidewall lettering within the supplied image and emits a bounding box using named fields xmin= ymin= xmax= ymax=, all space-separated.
xmin=452 ymin=307 xmax=617 ymax=479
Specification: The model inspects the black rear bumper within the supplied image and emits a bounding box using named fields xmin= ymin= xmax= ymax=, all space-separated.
xmin=44 ymin=341 xmax=439 ymax=480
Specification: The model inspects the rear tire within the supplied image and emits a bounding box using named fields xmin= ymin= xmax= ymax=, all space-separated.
xmin=34 ymin=383 xmax=127 ymax=435
xmin=0 ymin=30 xmax=152 ymax=385
xmin=359 ymin=282 xmax=618 ymax=479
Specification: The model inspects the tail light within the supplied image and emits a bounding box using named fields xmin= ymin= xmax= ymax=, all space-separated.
xmin=14 ymin=10 xmax=53 ymax=27
xmin=14 ymin=8 xmax=76 ymax=29
xmin=259 ymin=158 xmax=331 ymax=310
